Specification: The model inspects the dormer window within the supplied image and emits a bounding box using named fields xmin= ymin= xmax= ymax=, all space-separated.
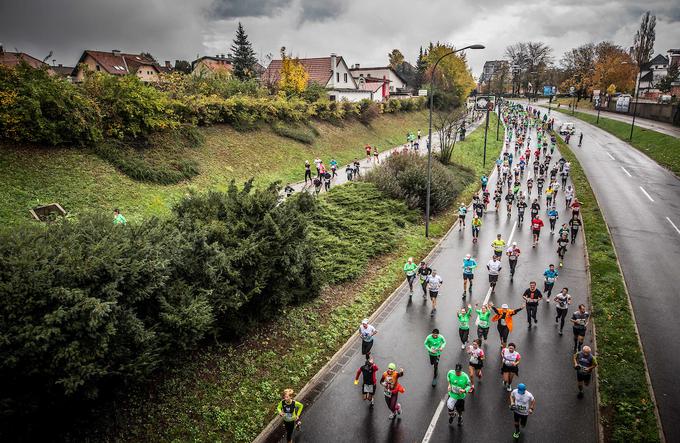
xmin=344 ymin=73 xmax=347 ymax=83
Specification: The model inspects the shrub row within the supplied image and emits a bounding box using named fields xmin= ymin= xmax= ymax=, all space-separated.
xmin=0 ymin=182 xmax=320 ymax=429
xmin=0 ymin=64 xmax=426 ymax=147
xmin=366 ymin=152 xmax=475 ymax=214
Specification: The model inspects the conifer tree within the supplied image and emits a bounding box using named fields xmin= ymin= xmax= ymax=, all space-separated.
xmin=230 ymin=22 xmax=258 ymax=80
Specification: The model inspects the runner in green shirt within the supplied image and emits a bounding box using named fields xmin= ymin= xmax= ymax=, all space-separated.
xmin=474 ymin=303 xmax=492 ymax=343
xmin=403 ymin=257 xmax=418 ymax=297
xmin=424 ymin=329 xmax=446 ymax=386
xmin=457 ymin=304 xmax=472 ymax=350
xmin=113 ymin=208 xmax=127 ymax=225
xmin=447 ymin=363 xmax=471 ymax=426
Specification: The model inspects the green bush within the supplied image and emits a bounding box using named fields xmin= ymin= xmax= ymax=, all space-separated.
xmin=82 ymin=73 xmax=180 ymax=139
xmin=0 ymin=181 xmax=321 ymax=433
xmin=366 ymin=152 xmax=474 ymax=214
xmin=0 ymin=63 xmax=102 ymax=146
xmin=358 ymin=99 xmax=380 ymax=124
xmin=271 ymin=122 xmax=316 ymax=144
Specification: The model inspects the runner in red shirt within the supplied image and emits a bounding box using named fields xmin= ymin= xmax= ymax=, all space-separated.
xmin=365 ymin=144 xmax=372 ymax=159
xmin=531 ymin=216 xmax=544 ymax=248
xmin=570 ymin=198 xmax=582 ymax=219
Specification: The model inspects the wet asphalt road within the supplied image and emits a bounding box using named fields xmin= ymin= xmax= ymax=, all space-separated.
xmin=540 ymin=105 xmax=680 ymax=443
xmin=288 ymin=123 xmax=597 ymax=443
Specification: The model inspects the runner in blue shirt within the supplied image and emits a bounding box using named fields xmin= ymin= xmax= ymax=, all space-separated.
xmin=543 ymin=264 xmax=559 ymax=301
xmin=481 ymin=175 xmax=489 ymax=192
xmin=462 ymin=254 xmax=477 ymax=298
xmin=547 ymin=207 xmax=559 ymax=234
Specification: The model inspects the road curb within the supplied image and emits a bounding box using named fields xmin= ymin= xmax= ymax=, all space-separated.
xmin=253 ymin=114 xmax=493 ymax=443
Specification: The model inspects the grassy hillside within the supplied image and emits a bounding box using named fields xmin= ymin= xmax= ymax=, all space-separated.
xmin=0 ymin=111 xmax=428 ymax=228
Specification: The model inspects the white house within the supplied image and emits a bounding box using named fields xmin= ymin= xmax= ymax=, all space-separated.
xmin=349 ymin=65 xmax=408 ymax=97
xmin=263 ymin=53 xmax=373 ymax=102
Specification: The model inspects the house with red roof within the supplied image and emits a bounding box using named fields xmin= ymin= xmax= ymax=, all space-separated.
xmin=72 ymin=50 xmax=161 ymax=82
xmin=349 ymin=65 xmax=409 ymax=100
xmin=263 ymin=53 xmax=377 ymax=102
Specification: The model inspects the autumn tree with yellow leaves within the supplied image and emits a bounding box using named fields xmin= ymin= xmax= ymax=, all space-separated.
xmin=278 ymin=47 xmax=309 ymax=95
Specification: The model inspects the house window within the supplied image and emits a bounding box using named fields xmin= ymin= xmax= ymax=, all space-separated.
xmin=344 ymin=73 xmax=347 ymax=83
xmin=336 ymin=72 xmax=339 ymax=83
xmin=329 ymin=95 xmax=336 ymax=101
xmin=96 ymin=65 xmax=100 ymax=71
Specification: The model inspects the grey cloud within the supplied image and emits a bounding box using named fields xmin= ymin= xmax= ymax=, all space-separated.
xmin=299 ymin=0 xmax=348 ymax=22
xmin=209 ymin=0 xmax=292 ymax=19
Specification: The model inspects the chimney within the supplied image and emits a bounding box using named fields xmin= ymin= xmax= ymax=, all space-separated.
xmin=58 ymin=63 xmax=63 ymax=67
xmin=165 ymin=60 xmax=172 ymax=69
xmin=355 ymin=63 xmax=360 ymax=69
xmin=112 ymin=49 xmax=121 ymax=57
xmin=330 ymin=53 xmax=337 ymax=87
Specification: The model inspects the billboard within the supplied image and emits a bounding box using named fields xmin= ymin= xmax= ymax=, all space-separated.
xmin=543 ymin=85 xmax=557 ymax=96
xmin=474 ymin=95 xmax=495 ymax=111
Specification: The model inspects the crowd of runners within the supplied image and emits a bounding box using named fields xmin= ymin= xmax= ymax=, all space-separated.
xmin=276 ymin=103 xmax=596 ymax=442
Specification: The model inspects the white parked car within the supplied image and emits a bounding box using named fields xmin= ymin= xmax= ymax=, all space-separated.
xmin=559 ymin=122 xmax=576 ymax=135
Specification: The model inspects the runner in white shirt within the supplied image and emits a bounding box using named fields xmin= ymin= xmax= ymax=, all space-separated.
xmin=510 ymin=383 xmax=536 ymax=439
xmin=358 ymin=319 xmax=377 ymax=357
xmin=466 ymin=338 xmax=485 ymax=391
xmin=426 ymin=270 xmax=444 ymax=317
xmin=505 ymin=243 xmax=521 ymax=282
xmin=486 ymin=255 xmax=502 ymax=293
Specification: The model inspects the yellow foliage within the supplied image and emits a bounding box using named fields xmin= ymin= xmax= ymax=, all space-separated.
xmin=425 ymin=44 xmax=476 ymax=101
xmin=278 ymin=49 xmax=309 ymax=94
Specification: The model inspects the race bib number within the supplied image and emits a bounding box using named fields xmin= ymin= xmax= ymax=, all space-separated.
xmin=285 ymin=412 xmax=294 ymax=421
xmin=465 ymin=267 xmax=472 ymax=273
xmin=478 ymin=320 xmax=488 ymax=328
xmin=547 ymin=277 xmax=555 ymax=283
xmin=383 ymin=389 xmax=392 ymax=398
xmin=470 ymin=356 xmax=479 ymax=365
xmin=363 ymin=384 xmax=373 ymax=393
xmin=516 ymin=403 xmax=528 ymax=413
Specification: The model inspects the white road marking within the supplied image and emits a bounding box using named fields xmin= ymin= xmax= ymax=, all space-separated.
xmin=606 ymin=152 xmax=615 ymax=160
xmin=482 ymin=221 xmax=517 ymax=306
xmin=620 ymin=166 xmax=632 ymax=177
xmin=639 ymin=186 xmax=654 ymax=202
xmin=421 ymin=395 xmax=448 ymax=443
xmin=667 ymin=217 xmax=680 ymax=235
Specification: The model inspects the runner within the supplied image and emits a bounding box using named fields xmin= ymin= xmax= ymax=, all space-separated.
xmin=487 ymin=255 xmax=502 ymax=294
xmin=571 ymin=304 xmax=591 ymax=352
xmin=537 ymin=175 xmax=545 ymax=195
xmin=403 ymin=257 xmax=418 ymax=297
xmin=345 ymin=163 xmax=354 ymax=181
xmin=554 ymin=288 xmax=572 ymax=335
xmin=522 ymin=281 xmax=543 ymax=328
xmin=527 ymin=176 xmax=534 ymax=196
xmin=417 ymin=261 xmax=432 ymax=299
xmin=446 ymin=363 xmax=471 ymax=426
xmin=354 ymin=357 xmax=379 ymax=407
xmin=569 ymin=216 xmax=582 ymax=244
xmin=531 ymin=216 xmax=544 ymax=248
xmin=365 ymin=144 xmax=372 ymax=160
xmin=492 ymin=234 xmax=506 ymax=258
xmin=426 ymin=270 xmax=443 ymax=317
xmin=543 ymin=264 xmax=559 ymax=300
xmin=380 ymin=363 xmax=405 ymax=419
xmin=330 ymin=158 xmax=338 ymax=177
xmin=557 ymin=233 xmax=569 ymax=267
xmin=458 ymin=203 xmax=468 ymax=231
xmin=475 ymin=303 xmax=492 ymax=343
xmin=505 ymin=192 xmax=515 ymax=216
xmin=547 ymin=206 xmax=559 ymax=234
xmin=314 ymin=157 xmax=322 ymax=176
xmin=358 ymin=319 xmax=377 ymax=358
xmin=313 ymin=177 xmax=322 ymax=196
xmin=424 ymin=329 xmax=447 ymax=386
xmin=458 ymin=305 xmax=473 ymax=350
xmin=481 ymin=175 xmax=489 ymax=192
xmin=462 ymin=254 xmax=477 ymax=298
xmin=277 ymin=389 xmax=304 ymax=443
xmin=373 ymin=146 xmax=379 ymax=164
xmin=491 ymin=302 xmax=524 ymax=348
xmin=493 ymin=190 xmax=502 ymax=212
xmin=500 ymin=342 xmax=521 ymax=391
xmin=471 ymin=215 xmax=482 ymax=244
xmin=573 ymin=346 xmax=597 ymax=398
xmin=564 ymin=184 xmax=574 ymax=208
xmin=509 ymin=383 xmax=536 ymax=439
xmin=570 ymin=198 xmax=582 ymax=219
xmin=467 ymin=339 xmax=485 ymax=391
xmin=506 ymin=242 xmax=521 ymax=281
xmin=530 ymin=198 xmax=540 ymax=220
xmin=545 ymin=185 xmax=554 ymax=207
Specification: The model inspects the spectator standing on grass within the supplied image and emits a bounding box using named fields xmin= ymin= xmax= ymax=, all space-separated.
xmin=113 ymin=208 xmax=127 ymax=225
xmin=304 ymin=160 xmax=312 ymax=184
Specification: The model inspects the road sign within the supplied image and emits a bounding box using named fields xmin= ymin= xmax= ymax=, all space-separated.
xmin=418 ymin=89 xmax=428 ymax=96
xmin=543 ymin=85 xmax=557 ymax=96
xmin=475 ymin=95 xmax=495 ymax=111
xmin=569 ymin=86 xmax=575 ymax=95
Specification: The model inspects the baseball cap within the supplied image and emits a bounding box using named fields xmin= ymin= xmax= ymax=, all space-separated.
xmin=388 ymin=363 xmax=397 ymax=370
xmin=465 ymin=254 xmax=471 ymax=259
xmin=361 ymin=318 xmax=369 ymax=324
xmin=512 ymin=242 xmax=517 ymax=246
xmin=455 ymin=363 xmax=463 ymax=371
xmin=501 ymin=303 xmax=509 ymax=309
xmin=517 ymin=383 xmax=526 ymax=394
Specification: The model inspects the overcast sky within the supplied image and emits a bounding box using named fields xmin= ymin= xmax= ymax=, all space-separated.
xmin=1 ymin=0 xmax=679 ymax=77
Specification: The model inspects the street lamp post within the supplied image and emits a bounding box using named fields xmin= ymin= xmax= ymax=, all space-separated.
xmin=629 ymin=68 xmax=642 ymax=141
xmin=425 ymin=43 xmax=485 ymax=237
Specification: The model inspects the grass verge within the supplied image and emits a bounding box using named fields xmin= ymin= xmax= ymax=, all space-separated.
xmin=555 ymin=108 xmax=680 ymax=176
xmin=87 ymin=114 xmax=502 ymax=443
xmin=0 ymin=111 xmax=428 ymax=228
xmin=556 ymin=134 xmax=660 ymax=442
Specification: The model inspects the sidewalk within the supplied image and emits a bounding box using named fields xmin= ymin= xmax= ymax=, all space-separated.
xmin=536 ymin=99 xmax=680 ymax=138
xmin=283 ymin=115 xmax=486 ymax=197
